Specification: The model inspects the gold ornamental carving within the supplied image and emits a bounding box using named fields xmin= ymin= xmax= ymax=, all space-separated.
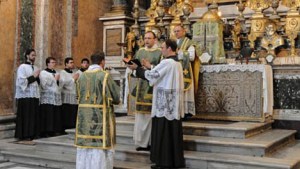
xmin=145 ymin=0 xmax=159 ymax=32
xmin=283 ymin=0 xmax=300 ymax=56
xmin=246 ymin=0 xmax=269 ymax=49
xmin=282 ymin=0 xmax=300 ymax=12
xmin=248 ymin=19 xmax=267 ymax=49
xmin=246 ymin=0 xmax=269 ymax=14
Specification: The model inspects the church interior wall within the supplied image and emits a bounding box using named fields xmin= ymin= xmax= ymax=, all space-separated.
xmin=0 ymin=0 xmax=113 ymax=115
xmin=0 ymin=0 xmax=17 ymax=115
xmin=71 ymin=0 xmax=112 ymax=67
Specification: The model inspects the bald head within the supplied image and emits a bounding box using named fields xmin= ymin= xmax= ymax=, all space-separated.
xmin=173 ymin=25 xmax=186 ymax=39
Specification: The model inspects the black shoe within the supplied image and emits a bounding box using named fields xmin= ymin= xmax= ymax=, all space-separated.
xmin=151 ymin=165 xmax=164 ymax=169
xmin=136 ymin=145 xmax=151 ymax=151
xmin=182 ymin=113 xmax=193 ymax=121
xmin=151 ymin=165 xmax=172 ymax=169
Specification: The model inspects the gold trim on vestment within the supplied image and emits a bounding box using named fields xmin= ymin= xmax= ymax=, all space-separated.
xmin=135 ymin=110 xmax=151 ymax=114
xmin=183 ymin=65 xmax=194 ymax=91
xmin=76 ymin=135 xmax=103 ymax=139
xmin=75 ymin=145 xmax=113 ymax=150
xmin=85 ymin=69 xmax=102 ymax=73
xmin=180 ymin=38 xmax=189 ymax=51
xmin=78 ymin=104 xmax=104 ymax=108
xmin=136 ymin=102 xmax=152 ymax=106
xmin=102 ymin=72 xmax=109 ymax=148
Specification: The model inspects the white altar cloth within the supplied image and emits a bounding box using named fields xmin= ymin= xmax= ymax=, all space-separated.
xmin=201 ymin=64 xmax=273 ymax=116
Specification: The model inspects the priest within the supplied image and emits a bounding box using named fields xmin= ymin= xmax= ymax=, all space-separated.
xmin=129 ymin=31 xmax=162 ymax=151
xmin=173 ymin=25 xmax=201 ymax=118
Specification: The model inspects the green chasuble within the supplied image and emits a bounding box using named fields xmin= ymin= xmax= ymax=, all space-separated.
xmin=133 ymin=47 xmax=162 ymax=114
xmin=178 ymin=37 xmax=202 ymax=94
xmin=75 ymin=69 xmax=120 ymax=149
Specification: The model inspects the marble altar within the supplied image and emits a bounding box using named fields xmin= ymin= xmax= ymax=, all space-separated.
xmin=196 ymin=64 xmax=273 ymax=122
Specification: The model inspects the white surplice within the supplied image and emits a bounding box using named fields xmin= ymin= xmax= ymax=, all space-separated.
xmin=39 ymin=70 xmax=61 ymax=105
xmin=59 ymin=70 xmax=77 ymax=105
xmin=145 ymin=58 xmax=184 ymax=121
xmin=15 ymin=64 xmax=40 ymax=99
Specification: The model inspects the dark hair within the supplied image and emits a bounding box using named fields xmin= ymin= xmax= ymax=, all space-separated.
xmin=64 ymin=57 xmax=73 ymax=66
xmin=145 ymin=31 xmax=157 ymax=39
xmin=81 ymin=58 xmax=89 ymax=64
xmin=46 ymin=57 xmax=56 ymax=66
xmin=24 ymin=49 xmax=35 ymax=60
xmin=165 ymin=39 xmax=177 ymax=52
xmin=90 ymin=52 xmax=105 ymax=64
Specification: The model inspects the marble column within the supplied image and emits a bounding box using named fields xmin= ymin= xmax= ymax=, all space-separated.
xmin=34 ymin=0 xmax=50 ymax=68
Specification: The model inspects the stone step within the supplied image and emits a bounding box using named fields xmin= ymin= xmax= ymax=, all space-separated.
xmin=113 ymin=160 xmax=151 ymax=169
xmin=1 ymin=148 xmax=75 ymax=169
xmin=184 ymin=129 xmax=296 ymax=157
xmin=36 ymin=129 xmax=296 ymax=157
xmin=0 ymin=115 xmax=16 ymax=140
xmin=0 ymin=115 xmax=16 ymax=123
xmin=270 ymin=140 xmax=300 ymax=160
xmin=116 ymin=116 xmax=273 ymax=139
xmin=34 ymin=136 xmax=76 ymax=155
xmin=0 ymin=123 xmax=15 ymax=139
xmin=115 ymin=144 xmax=300 ymax=169
xmin=3 ymin=143 xmax=299 ymax=169
xmin=115 ymin=129 xmax=296 ymax=157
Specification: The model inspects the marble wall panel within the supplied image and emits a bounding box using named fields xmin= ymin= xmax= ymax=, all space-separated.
xmin=106 ymin=28 xmax=122 ymax=56
xmin=19 ymin=0 xmax=35 ymax=63
xmin=0 ymin=0 xmax=17 ymax=115
xmin=48 ymin=0 xmax=67 ymax=66
xmin=71 ymin=0 xmax=112 ymax=66
xmin=274 ymin=78 xmax=300 ymax=109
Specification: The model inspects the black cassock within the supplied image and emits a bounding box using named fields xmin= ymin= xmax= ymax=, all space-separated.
xmin=15 ymin=98 xmax=39 ymax=139
xmin=150 ymin=117 xmax=185 ymax=168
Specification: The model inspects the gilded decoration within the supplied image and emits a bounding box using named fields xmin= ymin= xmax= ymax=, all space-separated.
xmin=193 ymin=6 xmax=226 ymax=64
xmin=145 ymin=0 xmax=159 ymax=31
xmin=260 ymin=21 xmax=284 ymax=57
xmin=284 ymin=0 xmax=300 ymax=56
xmin=246 ymin=0 xmax=269 ymax=14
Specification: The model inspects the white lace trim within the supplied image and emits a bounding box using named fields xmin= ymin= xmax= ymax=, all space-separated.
xmin=15 ymin=83 xmax=40 ymax=99
xmin=62 ymin=92 xmax=78 ymax=104
xmin=201 ymin=65 xmax=266 ymax=73
xmin=153 ymin=88 xmax=184 ymax=121
xmin=40 ymin=91 xmax=62 ymax=105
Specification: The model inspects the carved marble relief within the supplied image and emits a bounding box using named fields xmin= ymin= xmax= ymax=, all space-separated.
xmin=196 ymin=71 xmax=263 ymax=121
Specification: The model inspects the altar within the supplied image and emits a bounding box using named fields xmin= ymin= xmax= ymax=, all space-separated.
xmin=196 ymin=64 xmax=273 ymax=122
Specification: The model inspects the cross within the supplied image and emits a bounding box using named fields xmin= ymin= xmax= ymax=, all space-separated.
xmin=183 ymin=69 xmax=189 ymax=75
